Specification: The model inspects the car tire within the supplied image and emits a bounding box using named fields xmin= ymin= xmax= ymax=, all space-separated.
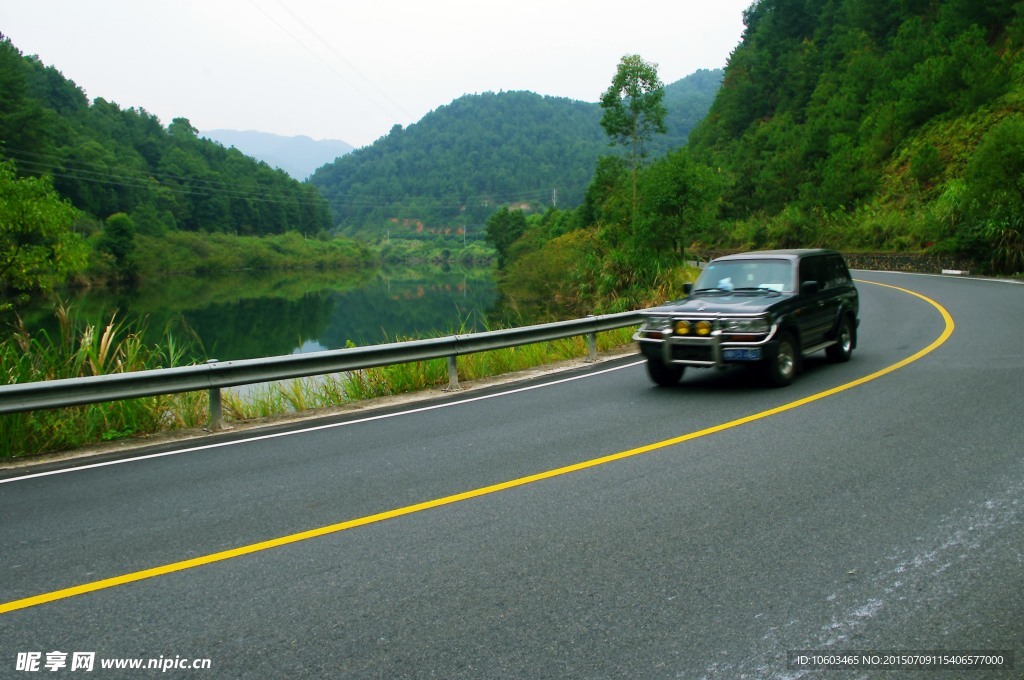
xmin=764 ymin=332 xmax=798 ymax=387
xmin=826 ymin=315 xmax=854 ymax=363
xmin=646 ymin=359 xmax=684 ymax=386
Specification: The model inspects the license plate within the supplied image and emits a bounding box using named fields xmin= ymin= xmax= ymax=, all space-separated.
xmin=723 ymin=348 xmax=762 ymax=361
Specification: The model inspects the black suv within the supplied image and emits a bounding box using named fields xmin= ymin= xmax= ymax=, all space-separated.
xmin=634 ymin=249 xmax=859 ymax=386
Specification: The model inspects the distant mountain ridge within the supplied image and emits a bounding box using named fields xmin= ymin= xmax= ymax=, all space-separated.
xmin=309 ymin=69 xmax=724 ymax=237
xmin=201 ymin=129 xmax=354 ymax=180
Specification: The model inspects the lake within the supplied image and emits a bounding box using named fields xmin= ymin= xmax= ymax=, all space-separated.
xmin=18 ymin=266 xmax=499 ymax=361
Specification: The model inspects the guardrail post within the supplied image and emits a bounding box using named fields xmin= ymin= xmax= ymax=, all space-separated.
xmin=586 ymin=316 xmax=598 ymax=362
xmin=207 ymin=360 xmax=223 ymax=430
xmin=446 ymin=355 xmax=459 ymax=391
xmin=586 ymin=331 xmax=598 ymax=362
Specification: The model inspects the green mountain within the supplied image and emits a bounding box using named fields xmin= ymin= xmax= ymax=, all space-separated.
xmin=657 ymin=68 xmax=725 ymax=156
xmin=309 ymin=70 xmax=723 ymax=238
xmin=685 ymin=0 xmax=1024 ymax=269
xmin=0 ymin=36 xmax=331 ymax=238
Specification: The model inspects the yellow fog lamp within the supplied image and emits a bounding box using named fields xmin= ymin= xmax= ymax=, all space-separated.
xmin=674 ymin=320 xmax=691 ymax=335
xmin=695 ymin=320 xmax=713 ymax=336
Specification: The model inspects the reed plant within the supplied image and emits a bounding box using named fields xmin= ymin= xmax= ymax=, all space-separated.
xmin=221 ymin=374 xmax=350 ymax=420
xmin=1 ymin=304 xmax=206 ymax=459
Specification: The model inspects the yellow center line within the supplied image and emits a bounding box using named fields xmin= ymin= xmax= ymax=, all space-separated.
xmin=0 ymin=281 xmax=954 ymax=616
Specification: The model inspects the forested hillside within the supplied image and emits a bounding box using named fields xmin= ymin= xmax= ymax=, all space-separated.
xmin=489 ymin=0 xmax=1024 ymax=323
xmin=687 ymin=0 xmax=1024 ymax=270
xmin=309 ymin=71 xmax=723 ymax=238
xmin=654 ymin=69 xmax=726 ymax=157
xmin=0 ymin=36 xmax=331 ymax=238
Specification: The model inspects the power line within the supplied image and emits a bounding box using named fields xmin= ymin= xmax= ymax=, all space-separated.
xmin=3 ymin=145 xmax=563 ymax=213
xmin=272 ymin=1 xmax=412 ymax=121
xmin=248 ymin=1 xmax=408 ymax=125
xmin=2 ymin=146 xmax=326 ymax=207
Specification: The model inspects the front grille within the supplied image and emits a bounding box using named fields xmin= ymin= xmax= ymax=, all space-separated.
xmin=672 ymin=345 xmax=713 ymax=362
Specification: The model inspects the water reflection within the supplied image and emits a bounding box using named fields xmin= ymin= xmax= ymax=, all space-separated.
xmin=18 ymin=267 xmax=498 ymax=361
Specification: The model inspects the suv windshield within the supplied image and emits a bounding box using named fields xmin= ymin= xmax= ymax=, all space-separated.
xmin=694 ymin=259 xmax=794 ymax=293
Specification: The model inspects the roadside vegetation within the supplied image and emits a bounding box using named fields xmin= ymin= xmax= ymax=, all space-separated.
xmin=222 ymin=326 xmax=635 ymax=420
xmin=0 ymin=305 xmax=208 ymax=457
xmin=0 ymin=307 xmax=637 ymax=460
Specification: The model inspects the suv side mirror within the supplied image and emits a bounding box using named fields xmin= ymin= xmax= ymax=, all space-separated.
xmin=800 ymin=280 xmax=821 ymax=295
xmin=683 ymin=282 xmax=693 ymax=295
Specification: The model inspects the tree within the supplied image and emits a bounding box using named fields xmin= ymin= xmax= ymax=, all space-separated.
xmin=96 ymin=212 xmax=137 ymax=279
xmin=0 ymin=160 xmax=86 ymax=308
xmin=635 ymin=150 xmax=721 ymax=259
xmin=962 ymin=115 xmax=1024 ymax=273
xmin=0 ymin=36 xmax=53 ymax=155
xmin=965 ymin=116 xmax=1024 ymax=222
xmin=579 ymin=155 xmax=630 ymax=231
xmin=485 ymin=206 xmax=528 ymax=268
xmin=599 ymin=55 xmax=668 ymax=207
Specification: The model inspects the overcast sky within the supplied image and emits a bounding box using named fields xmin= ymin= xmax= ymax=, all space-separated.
xmin=2 ymin=1 xmax=751 ymax=149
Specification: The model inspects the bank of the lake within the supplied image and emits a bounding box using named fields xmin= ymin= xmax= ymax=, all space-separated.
xmin=3 ymin=262 xmax=505 ymax=457
xmin=20 ymin=265 xmax=500 ymax=361
xmin=1 ymin=269 xmax=636 ymax=459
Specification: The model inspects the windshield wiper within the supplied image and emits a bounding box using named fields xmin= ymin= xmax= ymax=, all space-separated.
xmin=733 ymin=286 xmax=783 ymax=296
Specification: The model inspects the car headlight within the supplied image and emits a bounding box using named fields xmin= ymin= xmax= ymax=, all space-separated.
xmin=642 ymin=318 xmax=672 ymax=332
xmin=720 ymin=317 xmax=770 ymax=334
xmin=639 ymin=318 xmax=672 ymax=338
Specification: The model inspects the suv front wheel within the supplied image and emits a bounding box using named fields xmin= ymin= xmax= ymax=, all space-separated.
xmin=647 ymin=359 xmax=684 ymax=386
xmin=764 ymin=332 xmax=798 ymax=387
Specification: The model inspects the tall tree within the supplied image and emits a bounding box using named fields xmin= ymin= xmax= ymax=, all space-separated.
xmin=599 ymin=54 xmax=668 ymax=207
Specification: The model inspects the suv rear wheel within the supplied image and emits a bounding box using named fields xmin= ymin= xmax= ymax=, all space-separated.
xmin=826 ymin=315 xmax=854 ymax=362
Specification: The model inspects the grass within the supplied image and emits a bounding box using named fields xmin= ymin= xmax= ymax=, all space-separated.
xmin=1 ymin=304 xmax=208 ymax=459
xmin=127 ymin=231 xmax=377 ymax=277
xmin=220 ymin=312 xmax=636 ymax=420
xmin=342 ymin=326 xmax=636 ymax=401
xmin=220 ymin=326 xmax=637 ymax=421
xmin=221 ymin=374 xmax=351 ymax=421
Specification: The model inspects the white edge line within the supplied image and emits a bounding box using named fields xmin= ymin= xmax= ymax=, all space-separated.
xmin=1 ymin=359 xmax=647 ymax=485
xmin=851 ymin=268 xmax=1024 ymax=285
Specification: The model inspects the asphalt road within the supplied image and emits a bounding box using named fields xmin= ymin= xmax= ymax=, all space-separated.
xmin=1 ymin=271 xmax=1021 ymax=679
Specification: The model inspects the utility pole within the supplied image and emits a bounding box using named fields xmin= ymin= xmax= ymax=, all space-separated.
xmin=551 ymin=188 xmax=558 ymax=208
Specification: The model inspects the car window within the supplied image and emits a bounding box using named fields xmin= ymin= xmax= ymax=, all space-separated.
xmin=697 ymin=259 xmax=794 ymax=292
xmin=799 ymin=254 xmax=853 ymax=290
xmin=827 ymin=255 xmax=852 ymax=287
xmin=798 ymin=256 xmax=826 ymax=289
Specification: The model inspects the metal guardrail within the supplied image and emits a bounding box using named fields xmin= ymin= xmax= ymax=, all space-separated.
xmin=0 ymin=311 xmax=644 ymax=428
